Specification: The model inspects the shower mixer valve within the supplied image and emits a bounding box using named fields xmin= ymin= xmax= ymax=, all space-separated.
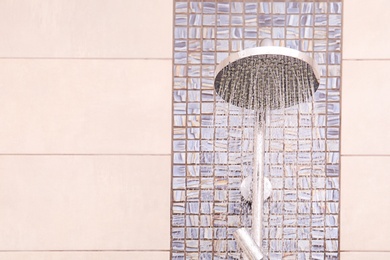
xmin=240 ymin=176 xmax=272 ymax=203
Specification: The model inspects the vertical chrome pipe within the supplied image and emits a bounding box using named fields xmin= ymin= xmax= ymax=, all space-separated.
xmin=234 ymin=228 xmax=263 ymax=260
xmin=251 ymin=121 xmax=265 ymax=251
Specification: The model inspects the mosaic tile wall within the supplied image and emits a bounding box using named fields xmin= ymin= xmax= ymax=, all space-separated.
xmin=172 ymin=1 xmax=341 ymax=259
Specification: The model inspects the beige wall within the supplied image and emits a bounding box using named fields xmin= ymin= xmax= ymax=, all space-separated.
xmin=341 ymin=0 xmax=390 ymax=258
xmin=2 ymin=0 xmax=390 ymax=259
xmin=0 ymin=0 xmax=172 ymax=259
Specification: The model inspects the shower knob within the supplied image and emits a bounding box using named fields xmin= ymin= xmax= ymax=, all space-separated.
xmin=240 ymin=175 xmax=272 ymax=202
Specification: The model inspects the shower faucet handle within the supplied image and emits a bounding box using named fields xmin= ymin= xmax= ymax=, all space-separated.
xmin=240 ymin=176 xmax=272 ymax=202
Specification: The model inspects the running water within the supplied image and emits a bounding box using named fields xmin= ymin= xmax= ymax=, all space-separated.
xmin=201 ymin=55 xmax=325 ymax=259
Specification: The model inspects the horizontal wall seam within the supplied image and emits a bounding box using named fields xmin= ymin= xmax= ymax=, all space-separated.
xmin=0 ymin=57 xmax=173 ymax=60
xmin=342 ymin=59 xmax=390 ymax=61
xmin=0 ymin=250 xmax=171 ymax=252
xmin=340 ymin=154 xmax=390 ymax=157
xmin=340 ymin=250 xmax=390 ymax=253
xmin=0 ymin=154 xmax=171 ymax=156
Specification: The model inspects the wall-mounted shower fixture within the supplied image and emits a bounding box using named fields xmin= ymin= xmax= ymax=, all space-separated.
xmin=240 ymin=174 xmax=272 ymax=203
xmin=213 ymin=39 xmax=320 ymax=259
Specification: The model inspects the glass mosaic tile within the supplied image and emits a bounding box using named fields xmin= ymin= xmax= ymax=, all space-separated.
xmin=202 ymin=14 xmax=215 ymax=26
xmin=174 ymin=65 xmax=186 ymax=77
xmin=189 ymin=28 xmax=201 ymax=39
xmin=203 ymin=3 xmax=215 ymax=14
xmin=189 ymin=2 xmax=201 ymax=13
xmin=231 ymin=15 xmax=244 ymax=26
xmin=173 ymin=1 xmax=341 ymax=259
xmin=286 ymin=14 xmax=301 ymax=27
xmin=259 ymin=2 xmax=271 ymax=14
xmin=259 ymin=14 xmax=272 ymax=27
xmin=175 ymin=14 xmax=187 ymax=26
xmin=174 ymin=27 xmax=187 ymax=39
xmin=329 ymin=3 xmax=342 ymax=14
xmin=245 ymin=3 xmax=257 ymax=13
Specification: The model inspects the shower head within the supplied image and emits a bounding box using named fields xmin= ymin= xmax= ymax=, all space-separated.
xmin=214 ymin=44 xmax=320 ymax=111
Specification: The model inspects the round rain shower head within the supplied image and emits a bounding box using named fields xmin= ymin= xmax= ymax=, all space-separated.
xmin=214 ymin=46 xmax=320 ymax=111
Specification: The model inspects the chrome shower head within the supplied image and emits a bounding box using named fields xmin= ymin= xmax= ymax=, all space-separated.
xmin=214 ymin=44 xmax=320 ymax=111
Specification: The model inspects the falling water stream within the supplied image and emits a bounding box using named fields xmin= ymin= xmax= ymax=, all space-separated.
xmin=201 ymin=55 xmax=326 ymax=259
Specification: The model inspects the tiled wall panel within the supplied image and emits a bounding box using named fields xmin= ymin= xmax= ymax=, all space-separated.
xmin=343 ymin=0 xmax=390 ymax=59
xmin=0 ymin=0 xmax=172 ymax=58
xmin=0 ymin=156 xmax=170 ymax=250
xmin=341 ymin=61 xmax=390 ymax=155
xmin=0 ymin=0 xmax=173 ymax=259
xmin=340 ymin=156 xmax=390 ymax=251
xmin=0 ymin=59 xmax=171 ymax=154
xmin=341 ymin=0 xmax=390 ymax=255
xmin=340 ymin=252 xmax=390 ymax=260
xmin=172 ymin=1 xmax=341 ymax=259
